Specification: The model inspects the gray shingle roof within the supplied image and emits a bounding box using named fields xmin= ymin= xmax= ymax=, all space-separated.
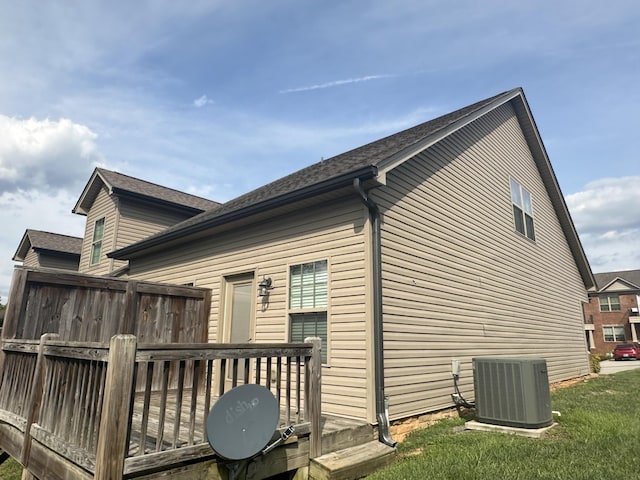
xmin=73 ymin=168 xmax=220 ymax=215
xmin=26 ymin=230 xmax=83 ymax=254
xmin=13 ymin=230 xmax=82 ymax=261
xmin=594 ymin=270 xmax=640 ymax=291
xmin=111 ymin=88 xmax=518 ymax=252
xmin=96 ymin=168 xmax=220 ymax=212
xmin=201 ymin=89 xmax=514 ymax=217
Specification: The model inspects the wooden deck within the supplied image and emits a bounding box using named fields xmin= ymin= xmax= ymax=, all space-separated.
xmin=0 ymin=269 xmax=390 ymax=480
xmin=0 ymin=335 xmax=328 ymax=479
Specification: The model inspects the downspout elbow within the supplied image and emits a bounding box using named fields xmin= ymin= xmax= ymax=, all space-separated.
xmin=354 ymin=177 xmax=379 ymax=215
xmin=354 ymin=178 xmax=396 ymax=447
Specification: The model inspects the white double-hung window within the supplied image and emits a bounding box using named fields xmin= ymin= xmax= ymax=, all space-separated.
xmin=599 ymin=295 xmax=621 ymax=312
xmin=603 ymin=325 xmax=625 ymax=342
xmin=510 ymin=178 xmax=535 ymax=241
xmin=289 ymin=260 xmax=328 ymax=362
xmin=90 ymin=217 xmax=105 ymax=265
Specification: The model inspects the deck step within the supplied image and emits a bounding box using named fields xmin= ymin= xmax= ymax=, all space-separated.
xmin=321 ymin=420 xmax=374 ymax=454
xmin=309 ymin=440 xmax=396 ymax=480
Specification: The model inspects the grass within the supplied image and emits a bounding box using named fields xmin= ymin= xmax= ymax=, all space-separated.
xmin=1 ymin=370 xmax=638 ymax=479
xmin=0 ymin=456 xmax=21 ymax=480
xmin=367 ymin=369 xmax=640 ymax=480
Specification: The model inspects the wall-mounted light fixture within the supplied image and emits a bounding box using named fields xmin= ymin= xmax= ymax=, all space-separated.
xmin=258 ymin=277 xmax=273 ymax=297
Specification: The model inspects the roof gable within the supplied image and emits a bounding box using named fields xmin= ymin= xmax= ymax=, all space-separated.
xmin=594 ymin=270 xmax=640 ymax=292
xmin=109 ymin=88 xmax=595 ymax=289
xmin=72 ymin=168 xmax=220 ymax=216
xmin=600 ymin=279 xmax=638 ymax=292
xmin=13 ymin=230 xmax=82 ymax=261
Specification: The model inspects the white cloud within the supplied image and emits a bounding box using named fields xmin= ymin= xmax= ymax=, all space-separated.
xmin=566 ymin=177 xmax=640 ymax=272
xmin=566 ymin=177 xmax=640 ymax=233
xmin=0 ymin=189 xmax=86 ymax=301
xmin=0 ymin=115 xmax=102 ymax=192
xmin=0 ymin=114 xmax=102 ymax=301
xmin=193 ymin=95 xmax=214 ymax=108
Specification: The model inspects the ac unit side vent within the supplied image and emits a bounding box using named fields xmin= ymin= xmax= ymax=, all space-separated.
xmin=473 ymin=357 xmax=552 ymax=429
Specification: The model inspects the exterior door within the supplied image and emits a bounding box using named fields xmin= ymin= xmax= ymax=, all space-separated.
xmin=222 ymin=274 xmax=256 ymax=385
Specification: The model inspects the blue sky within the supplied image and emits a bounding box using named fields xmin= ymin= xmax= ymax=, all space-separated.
xmin=1 ymin=0 xmax=639 ymax=300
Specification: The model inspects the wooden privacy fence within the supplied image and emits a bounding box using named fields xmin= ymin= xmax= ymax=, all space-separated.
xmin=0 ymin=335 xmax=322 ymax=480
xmin=2 ymin=267 xmax=211 ymax=343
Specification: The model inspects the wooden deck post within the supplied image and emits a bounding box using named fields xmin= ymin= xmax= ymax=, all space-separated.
xmin=21 ymin=333 xmax=60 ymax=466
xmin=305 ymin=337 xmax=322 ymax=459
xmin=94 ymin=335 xmax=137 ymax=480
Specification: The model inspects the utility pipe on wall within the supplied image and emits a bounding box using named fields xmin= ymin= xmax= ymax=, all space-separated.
xmin=354 ymin=178 xmax=396 ymax=447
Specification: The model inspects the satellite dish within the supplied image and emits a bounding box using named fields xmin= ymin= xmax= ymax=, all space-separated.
xmin=206 ymin=384 xmax=279 ymax=461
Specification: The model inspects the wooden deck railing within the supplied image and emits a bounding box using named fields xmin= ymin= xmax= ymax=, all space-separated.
xmin=0 ymin=335 xmax=322 ymax=480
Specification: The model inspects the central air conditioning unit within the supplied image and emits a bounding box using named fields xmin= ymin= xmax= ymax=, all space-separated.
xmin=473 ymin=357 xmax=552 ymax=429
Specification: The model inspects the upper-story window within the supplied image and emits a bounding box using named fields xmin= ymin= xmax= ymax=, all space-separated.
xmin=599 ymin=295 xmax=621 ymax=312
xmin=289 ymin=260 xmax=328 ymax=362
xmin=90 ymin=218 xmax=105 ymax=265
xmin=510 ymin=178 xmax=535 ymax=241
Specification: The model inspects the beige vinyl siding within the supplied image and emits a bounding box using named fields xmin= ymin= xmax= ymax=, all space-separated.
xmin=127 ymin=197 xmax=373 ymax=421
xmin=603 ymin=280 xmax=631 ymax=292
xmin=78 ymin=186 xmax=118 ymax=275
xmin=116 ymin=199 xmax=195 ymax=249
xmin=111 ymin=199 xmax=196 ymax=273
xmin=22 ymin=249 xmax=40 ymax=268
xmin=374 ymin=102 xmax=589 ymax=420
xmin=35 ymin=253 xmax=79 ymax=271
xmin=78 ymin=191 xmax=197 ymax=275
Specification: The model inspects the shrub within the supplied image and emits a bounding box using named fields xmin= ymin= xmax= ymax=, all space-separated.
xmin=589 ymin=353 xmax=601 ymax=373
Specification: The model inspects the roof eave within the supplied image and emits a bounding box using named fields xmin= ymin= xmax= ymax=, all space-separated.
xmin=31 ymin=248 xmax=82 ymax=259
xmin=109 ymin=165 xmax=378 ymax=260
xmin=111 ymin=188 xmax=208 ymax=215
xmin=12 ymin=231 xmax=32 ymax=261
xmin=598 ymin=277 xmax=640 ymax=292
xmin=72 ymin=168 xmax=109 ymax=216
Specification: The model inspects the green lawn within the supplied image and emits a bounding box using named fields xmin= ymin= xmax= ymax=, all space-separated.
xmin=367 ymin=369 xmax=640 ymax=480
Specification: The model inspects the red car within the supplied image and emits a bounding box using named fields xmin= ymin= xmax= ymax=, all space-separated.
xmin=613 ymin=344 xmax=640 ymax=361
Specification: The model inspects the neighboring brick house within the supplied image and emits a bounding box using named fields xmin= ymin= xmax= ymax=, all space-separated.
xmin=12 ymin=230 xmax=82 ymax=271
xmin=583 ymin=269 xmax=640 ymax=354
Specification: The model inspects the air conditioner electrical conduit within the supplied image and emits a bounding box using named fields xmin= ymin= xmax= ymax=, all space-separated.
xmin=451 ymin=372 xmax=476 ymax=409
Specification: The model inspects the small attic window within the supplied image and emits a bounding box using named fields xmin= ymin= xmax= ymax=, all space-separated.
xmin=510 ymin=178 xmax=535 ymax=241
xmin=90 ymin=218 xmax=105 ymax=265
